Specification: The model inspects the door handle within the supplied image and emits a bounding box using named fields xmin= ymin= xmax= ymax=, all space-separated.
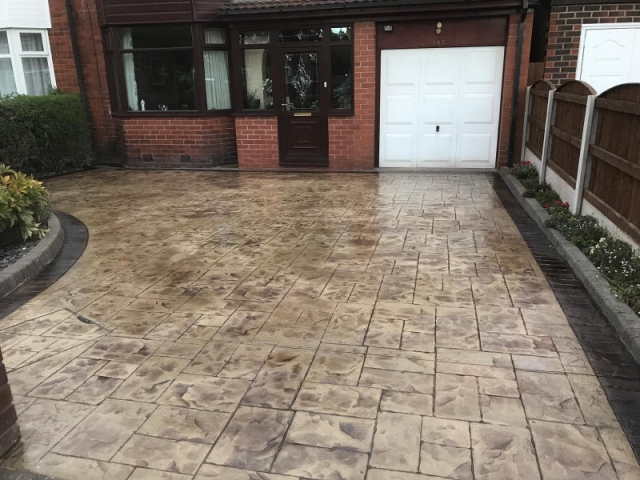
xmin=436 ymin=125 xmax=440 ymax=133
xmin=281 ymin=99 xmax=293 ymax=112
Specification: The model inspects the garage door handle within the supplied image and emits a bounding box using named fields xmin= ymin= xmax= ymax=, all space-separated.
xmin=436 ymin=125 xmax=440 ymax=133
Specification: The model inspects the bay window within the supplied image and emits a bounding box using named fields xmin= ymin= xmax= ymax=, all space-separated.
xmin=0 ymin=29 xmax=55 ymax=97
xmin=108 ymin=25 xmax=232 ymax=114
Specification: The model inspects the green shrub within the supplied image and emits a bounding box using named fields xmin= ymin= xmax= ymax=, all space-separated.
xmin=520 ymin=178 xmax=539 ymax=191
xmin=509 ymin=161 xmax=539 ymax=181
xmin=534 ymin=187 xmax=561 ymax=206
xmin=0 ymin=164 xmax=50 ymax=246
xmin=0 ymin=92 xmax=93 ymax=174
xmin=588 ymin=237 xmax=640 ymax=313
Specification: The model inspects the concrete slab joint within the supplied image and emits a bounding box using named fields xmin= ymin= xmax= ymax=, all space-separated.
xmin=500 ymin=167 xmax=640 ymax=364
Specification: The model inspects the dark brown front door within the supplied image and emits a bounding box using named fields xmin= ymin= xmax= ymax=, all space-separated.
xmin=277 ymin=49 xmax=328 ymax=166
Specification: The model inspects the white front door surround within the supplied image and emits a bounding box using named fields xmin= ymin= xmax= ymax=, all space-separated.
xmin=379 ymin=46 xmax=505 ymax=169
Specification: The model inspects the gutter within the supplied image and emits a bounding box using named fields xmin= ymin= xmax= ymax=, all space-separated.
xmin=65 ymin=0 xmax=93 ymax=134
xmin=506 ymin=0 xmax=529 ymax=167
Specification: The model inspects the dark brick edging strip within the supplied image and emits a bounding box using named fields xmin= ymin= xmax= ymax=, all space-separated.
xmin=490 ymin=172 xmax=640 ymax=460
xmin=498 ymin=168 xmax=640 ymax=364
xmin=0 ymin=215 xmax=65 ymax=300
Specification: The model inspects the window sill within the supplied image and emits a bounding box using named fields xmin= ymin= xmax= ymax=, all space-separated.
xmin=112 ymin=110 xmax=233 ymax=118
xmin=328 ymin=110 xmax=354 ymax=116
xmin=232 ymin=111 xmax=277 ymax=117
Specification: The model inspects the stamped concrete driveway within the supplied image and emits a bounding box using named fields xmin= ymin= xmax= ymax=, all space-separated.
xmin=0 ymin=170 xmax=638 ymax=480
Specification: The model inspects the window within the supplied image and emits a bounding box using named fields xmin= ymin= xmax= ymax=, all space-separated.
xmin=203 ymin=28 xmax=231 ymax=110
xmin=111 ymin=25 xmax=232 ymax=114
xmin=120 ymin=26 xmax=195 ymax=111
xmin=240 ymin=31 xmax=272 ymax=110
xmin=232 ymin=24 xmax=353 ymax=114
xmin=0 ymin=29 xmax=55 ymax=97
xmin=330 ymin=27 xmax=352 ymax=111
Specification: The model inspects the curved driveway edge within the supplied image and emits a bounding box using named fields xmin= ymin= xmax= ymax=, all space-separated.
xmin=0 ymin=214 xmax=65 ymax=300
xmin=499 ymin=167 xmax=640 ymax=365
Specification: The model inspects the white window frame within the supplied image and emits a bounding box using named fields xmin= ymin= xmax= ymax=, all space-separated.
xmin=0 ymin=28 xmax=56 ymax=96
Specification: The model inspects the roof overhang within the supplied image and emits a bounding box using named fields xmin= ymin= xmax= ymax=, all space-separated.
xmin=218 ymin=0 xmax=534 ymax=20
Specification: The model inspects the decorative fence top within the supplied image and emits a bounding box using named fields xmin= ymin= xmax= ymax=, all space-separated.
xmin=530 ymin=79 xmax=555 ymax=96
xmin=523 ymin=79 xmax=640 ymax=244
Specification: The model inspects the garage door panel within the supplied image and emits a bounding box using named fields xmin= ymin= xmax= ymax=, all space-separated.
xmin=421 ymin=94 xmax=456 ymax=124
xmin=461 ymin=50 xmax=502 ymax=84
xmin=386 ymin=51 xmax=421 ymax=86
xmin=418 ymin=132 xmax=456 ymax=166
xmin=459 ymin=94 xmax=496 ymax=125
xmin=422 ymin=51 xmax=460 ymax=85
xmin=383 ymin=133 xmax=417 ymax=165
xmin=458 ymin=133 xmax=494 ymax=166
xmin=385 ymin=95 xmax=419 ymax=125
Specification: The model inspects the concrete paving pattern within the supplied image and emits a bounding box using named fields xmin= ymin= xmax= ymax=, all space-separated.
xmin=0 ymin=170 xmax=638 ymax=479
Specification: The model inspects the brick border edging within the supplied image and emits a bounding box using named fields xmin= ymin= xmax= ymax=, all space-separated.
xmin=499 ymin=167 xmax=640 ymax=364
xmin=0 ymin=214 xmax=65 ymax=300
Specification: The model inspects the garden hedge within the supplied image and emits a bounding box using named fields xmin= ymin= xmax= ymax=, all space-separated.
xmin=0 ymin=92 xmax=93 ymax=174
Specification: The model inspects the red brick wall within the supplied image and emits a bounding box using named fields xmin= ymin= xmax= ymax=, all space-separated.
xmin=497 ymin=12 xmax=534 ymax=167
xmin=236 ymin=21 xmax=376 ymax=170
xmin=49 ymin=0 xmax=114 ymax=156
xmin=116 ymin=117 xmax=237 ymax=167
xmin=235 ymin=117 xmax=279 ymax=169
xmin=545 ymin=4 xmax=640 ymax=84
xmin=329 ymin=22 xmax=376 ymax=169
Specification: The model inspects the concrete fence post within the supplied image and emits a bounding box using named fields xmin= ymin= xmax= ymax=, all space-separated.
xmin=540 ymin=90 xmax=556 ymax=183
xmin=520 ymin=86 xmax=532 ymax=165
xmin=572 ymin=94 xmax=598 ymax=215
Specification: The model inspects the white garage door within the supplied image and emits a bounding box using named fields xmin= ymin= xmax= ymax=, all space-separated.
xmin=379 ymin=46 xmax=504 ymax=169
xmin=578 ymin=25 xmax=640 ymax=93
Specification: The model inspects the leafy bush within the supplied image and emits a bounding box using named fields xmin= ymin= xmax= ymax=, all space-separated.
xmin=589 ymin=237 xmax=640 ymax=313
xmin=0 ymin=91 xmax=93 ymax=174
xmin=0 ymin=164 xmax=50 ymax=246
xmin=510 ymin=160 xmax=539 ymax=181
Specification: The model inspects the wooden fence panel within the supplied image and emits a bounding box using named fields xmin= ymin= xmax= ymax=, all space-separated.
xmin=548 ymin=80 xmax=596 ymax=188
xmin=586 ymin=84 xmax=640 ymax=243
xmin=526 ymin=80 xmax=554 ymax=158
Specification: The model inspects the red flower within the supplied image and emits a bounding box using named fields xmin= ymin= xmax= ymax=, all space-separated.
xmin=525 ymin=161 xmax=531 ymax=165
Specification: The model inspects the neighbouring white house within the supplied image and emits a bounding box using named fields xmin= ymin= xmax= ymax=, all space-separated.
xmin=0 ymin=0 xmax=56 ymax=96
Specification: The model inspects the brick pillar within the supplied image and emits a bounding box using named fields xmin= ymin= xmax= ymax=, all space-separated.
xmin=48 ymin=0 xmax=115 ymax=156
xmin=0 ymin=349 xmax=20 ymax=456
xmin=497 ymin=12 xmax=534 ymax=167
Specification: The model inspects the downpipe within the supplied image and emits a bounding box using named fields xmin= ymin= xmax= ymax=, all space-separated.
xmin=507 ymin=0 xmax=529 ymax=168
xmin=65 ymin=0 xmax=93 ymax=134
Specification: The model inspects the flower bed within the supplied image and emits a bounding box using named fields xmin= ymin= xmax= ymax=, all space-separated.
xmin=509 ymin=161 xmax=640 ymax=314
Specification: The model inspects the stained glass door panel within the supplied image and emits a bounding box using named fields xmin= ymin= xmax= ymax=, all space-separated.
xmin=283 ymin=52 xmax=319 ymax=111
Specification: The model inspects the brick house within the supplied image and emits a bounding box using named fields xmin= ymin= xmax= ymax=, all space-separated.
xmin=543 ymin=0 xmax=640 ymax=91
xmin=35 ymin=0 xmax=537 ymax=170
